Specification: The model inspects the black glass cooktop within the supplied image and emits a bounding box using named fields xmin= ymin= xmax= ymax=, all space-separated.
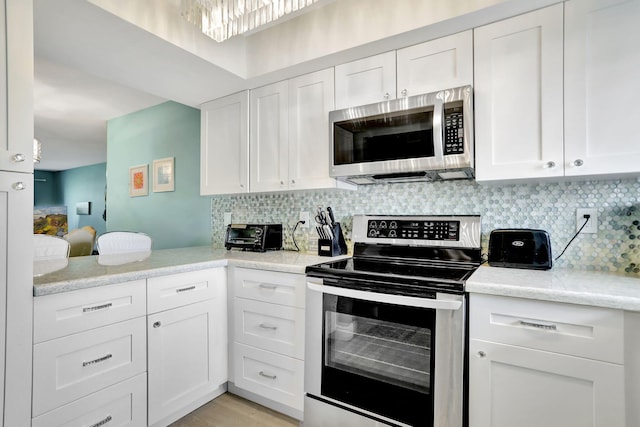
xmin=305 ymin=243 xmax=482 ymax=296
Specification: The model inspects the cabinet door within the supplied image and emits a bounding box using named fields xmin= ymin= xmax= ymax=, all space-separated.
xmin=0 ymin=170 xmax=32 ymax=426
xmin=0 ymin=0 xmax=32 ymax=173
xmin=250 ymin=81 xmax=289 ymax=192
xmin=288 ymin=68 xmax=337 ymax=190
xmin=469 ymin=339 xmax=625 ymax=427
xmin=200 ymin=91 xmax=249 ymax=195
xmin=564 ymin=0 xmax=640 ymax=176
xmin=474 ymin=5 xmax=564 ymax=181
xmin=396 ymin=30 xmax=473 ymax=97
xmin=335 ymin=51 xmax=396 ymax=109
xmin=147 ymin=298 xmax=227 ymax=426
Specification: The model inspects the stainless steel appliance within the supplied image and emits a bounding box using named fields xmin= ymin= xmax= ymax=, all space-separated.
xmin=224 ymin=223 xmax=282 ymax=252
xmin=304 ymin=215 xmax=481 ymax=427
xmin=329 ymin=86 xmax=473 ymax=184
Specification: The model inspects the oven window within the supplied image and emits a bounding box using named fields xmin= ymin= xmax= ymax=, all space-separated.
xmin=321 ymin=294 xmax=435 ymax=426
xmin=333 ymin=108 xmax=435 ymax=166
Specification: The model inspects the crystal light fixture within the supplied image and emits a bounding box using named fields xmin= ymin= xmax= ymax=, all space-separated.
xmin=181 ymin=0 xmax=321 ymax=42
xmin=33 ymin=138 xmax=41 ymax=164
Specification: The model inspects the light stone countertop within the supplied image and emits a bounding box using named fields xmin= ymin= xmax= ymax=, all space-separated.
xmin=33 ymin=246 xmax=348 ymax=297
xmin=467 ymin=265 xmax=640 ymax=311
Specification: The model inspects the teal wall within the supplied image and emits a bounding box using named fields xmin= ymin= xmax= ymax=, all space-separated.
xmin=106 ymin=101 xmax=211 ymax=250
xmin=34 ymin=170 xmax=61 ymax=207
xmin=59 ymin=163 xmax=107 ymax=236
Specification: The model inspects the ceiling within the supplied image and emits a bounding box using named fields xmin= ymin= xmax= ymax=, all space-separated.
xmin=33 ymin=0 xmax=247 ymax=171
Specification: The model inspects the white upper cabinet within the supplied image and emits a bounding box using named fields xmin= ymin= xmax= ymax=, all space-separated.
xmin=200 ymin=91 xmax=249 ymax=195
xmin=335 ymin=51 xmax=396 ymax=109
xmin=0 ymin=0 xmax=33 ymax=174
xmin=250 ymin=80 xmax=290 ymax=192
xmin=474 ymin=4 xmax=564 ymax=181
xmin=564 ymin=0 xmax=640 ymax=177
xmin=335 ymin=31 xmax=473 ymax=109
xmin=396 ymin=30 xmax=473 ymax=97
xmin=288 ymin=68 xmax=337 ymax=190
xmin=250 ymin=69 xmax=348 ymax=193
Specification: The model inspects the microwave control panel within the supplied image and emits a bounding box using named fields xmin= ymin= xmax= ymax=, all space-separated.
xmin=367 ymin=219 xmax=460 ymax=241
xmin=444 ymin=103 xmax=464 ymax=155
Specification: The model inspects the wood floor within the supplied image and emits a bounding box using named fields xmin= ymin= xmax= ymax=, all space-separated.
xmin=169 ymin=393 xmax=300 ymax=427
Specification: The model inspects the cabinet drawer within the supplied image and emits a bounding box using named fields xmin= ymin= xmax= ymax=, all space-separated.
xmin=232 ymin=267 xmax=305 ymax=308
xmin=33 ymin=317 xmax=147 ymax=416
xmin=470 ymin=294 xmax=624 ymax=363
xmin=234 ymin=298 xmax=305 ymax=359
xmin=34 ymin=280 xmax=146 ymax=343
xmin=148 ymin=268 xmax=226 ymax=313
xmin=32 ymin=373 xmax=147 ymax=427
xmin=234 ymin=343 xmax=304 ymax=411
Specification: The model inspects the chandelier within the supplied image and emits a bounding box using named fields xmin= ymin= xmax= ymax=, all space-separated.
xmin=181 ymin=0 xmax=321 ymax=42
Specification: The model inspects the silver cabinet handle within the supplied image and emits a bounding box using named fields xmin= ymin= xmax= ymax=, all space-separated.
xmin=573 ymin=159 xmax=584 ymax=167
xmin=12 ymin=182 xmax=25 ymax=191
xmin=477 ymin=351 xmax=486 ymax=358
xmin=153 ymin=321 xmax=161 ymax=328
xmin=258 ymin=283 xmax=278 ymax=290
xmin=291 ymin=179 xmax=295 ymax=184
xmin=176 ymin=285 xmax=196 ymax=293
xmin=83 ymin=302 xmax=113 ymax=313
xmin=519 ymin=320 xmax=557 ymax=331
xmin=89 ymin=415 xmax=112 ymax=427
xmin=384 ymin=92 xmax=391 ymax=99
xmin=240 ymin=183 xmax=244 ymax=188
xmin=11 ymin=153 xmax=25 ymax=163
xmin=259 ymin=323 xmax=278 ymax=330
xmin=401 ymin=89 xmax=408 ymax=97
xmin=259 ymin=371 xmax=277 ymax=380
xmin=83 ymin=353 xmax=113 ymax=367
xmin=544 ymin=161 xmax=556 ymax=169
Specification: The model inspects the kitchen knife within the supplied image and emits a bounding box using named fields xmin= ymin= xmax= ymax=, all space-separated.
xmin=326 ymin=206 xmax=336 ymax=225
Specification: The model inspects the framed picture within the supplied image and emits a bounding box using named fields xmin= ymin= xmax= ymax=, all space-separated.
xmin=129 ymin=164 xmax=149 ymax=197
xmin=153 ymin=157 xmax=175 ymax=192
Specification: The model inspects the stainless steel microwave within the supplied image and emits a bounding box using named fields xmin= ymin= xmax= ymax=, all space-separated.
xmin=329 ymin=85 xmax=474 ymax=184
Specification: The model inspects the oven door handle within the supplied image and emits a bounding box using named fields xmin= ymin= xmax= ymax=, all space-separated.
xmin=307 ymin=282 xmax=462 ymax=310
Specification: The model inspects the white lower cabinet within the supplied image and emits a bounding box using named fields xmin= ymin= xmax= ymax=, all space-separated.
xmin=31 ymin=373 xmax=147 ymax=427
xmin=32 ymin=279 xmax=148 ymax=426
xmin=147 ymin=268 xmax=227 ymax=427
xmin=228 ymin=267 xmax=306 ymax=419
xmin=33 ymin=268 xmax=227 ymax=427
xmin=469 ymin=294 xmax=625 ymax=427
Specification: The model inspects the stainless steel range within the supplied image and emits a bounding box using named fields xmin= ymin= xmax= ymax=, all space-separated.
xmin=304 ymin=215 xmax=481 ymax=427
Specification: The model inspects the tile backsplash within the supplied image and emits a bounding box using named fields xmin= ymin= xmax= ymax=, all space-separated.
xmin=210 ymin=177 xmax=640 ymax=275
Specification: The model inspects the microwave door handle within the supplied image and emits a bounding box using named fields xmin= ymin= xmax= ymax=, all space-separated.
xmin=433 ymin=98 xmax=445 ymax=163
xmin=306 ymin=282 xmax=462 ymax=311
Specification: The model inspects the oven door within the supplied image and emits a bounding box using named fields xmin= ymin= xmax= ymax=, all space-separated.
xmin=305 ymin=278 xmax=465 ymax=427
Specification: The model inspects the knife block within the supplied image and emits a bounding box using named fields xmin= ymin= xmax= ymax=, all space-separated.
xmin=318 ymin=223 xmax=348 ymax=257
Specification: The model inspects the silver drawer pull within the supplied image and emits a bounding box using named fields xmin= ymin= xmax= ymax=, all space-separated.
xmin=259 ymin=323 xmax=278 ymax=330
xmin=176 ymin=285 xmax=196 ymax=293
xmin=259 ymin=371 xmax=277 ymax=380
xmin=519 ymin=320 xmax=557 ymax=331
xmin=83 ymin=302 xmax=113 ymax=313
xmin=258 ymin=284 xmax=278 ymax=290
xmin=83 ymin=353 xmax=113 ymax=367
xmin=89 ymin=415 xmax=112 ymax=427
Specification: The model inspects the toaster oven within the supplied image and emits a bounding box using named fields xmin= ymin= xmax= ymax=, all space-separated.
xmin=224 ymin=224 xmax=282 ymax=252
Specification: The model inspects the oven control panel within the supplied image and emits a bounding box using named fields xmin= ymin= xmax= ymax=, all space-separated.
xmin=367 ymin=219 xmax=460 ymax=241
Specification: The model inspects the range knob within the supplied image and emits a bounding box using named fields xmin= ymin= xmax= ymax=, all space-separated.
xmin=379 ymin=221 xmax=387 ymax=229
xmin=389 ymin=230 xmax=397 ymax=238
xmin=368 ymin=229 xmax=378 ymax=237
xmin=389 ymin=221 xmax=398 ymax=229
xmin=369 ymin=221 xmax=377 ymax=229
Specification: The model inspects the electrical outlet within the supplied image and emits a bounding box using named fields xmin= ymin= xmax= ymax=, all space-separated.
xmin=299 ymin=211 xmax=310 ymax=228
xmin=576 ymin=208 xmax=598 ymax=234
xmin=223 ymin=212 xmax=232 ymax=226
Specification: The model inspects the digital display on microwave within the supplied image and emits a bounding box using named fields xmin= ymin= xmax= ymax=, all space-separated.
xmin=334 ymin=109 xmax=434 ymax=165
